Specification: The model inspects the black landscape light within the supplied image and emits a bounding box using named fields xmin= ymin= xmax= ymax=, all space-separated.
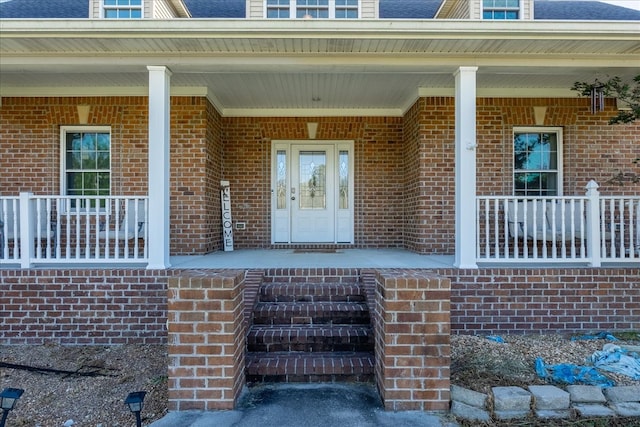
xmin=0 ymin=387 xmax=24 ymax=427
xmin=125 ymin=391 xmax=146 ymax=427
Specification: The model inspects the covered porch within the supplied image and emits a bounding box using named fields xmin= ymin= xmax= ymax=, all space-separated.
xmin=1 ymin=19 xmax=639 ymax=270
xmin=2 ymin=189 xmax=638 ymax=268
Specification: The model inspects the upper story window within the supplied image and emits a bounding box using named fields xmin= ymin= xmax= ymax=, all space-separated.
xmin=483 ymin=0 xmax=519 ymax=19
xmin=103 ymin=0 xmax=142 ymax=19
xmin=513 ymin=128 xmax=563 ymax=197
xmin=266 ymin=0 xmax=359 ymax=19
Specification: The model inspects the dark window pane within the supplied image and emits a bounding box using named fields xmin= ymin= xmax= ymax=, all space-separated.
xmin=97 ymin=152 xmax=110 ymax=169
xmin=83 ymin=172 xmax=97 ymax=190
xmin=82 ymin=152 xmax=97 ymax=169
xmin=98 ymin=173 xmax=110 ymax=190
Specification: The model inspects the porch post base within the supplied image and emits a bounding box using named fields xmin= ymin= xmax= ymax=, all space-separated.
xmin=374 ymin=270 xmax=451 ymax=411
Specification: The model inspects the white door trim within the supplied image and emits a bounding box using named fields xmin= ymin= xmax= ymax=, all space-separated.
xmin=271 ymin=140 xmax=354 ymax=244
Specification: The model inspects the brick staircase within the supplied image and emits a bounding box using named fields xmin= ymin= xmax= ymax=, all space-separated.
xmin=245 ymin=269 xmax=375 ymax=383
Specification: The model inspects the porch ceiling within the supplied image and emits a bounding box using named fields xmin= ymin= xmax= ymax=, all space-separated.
xmin=1 ymin=19 xmax=638 ymax=116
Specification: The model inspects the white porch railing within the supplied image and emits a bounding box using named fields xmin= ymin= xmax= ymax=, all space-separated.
xmin=477 ymin=181 xmax=640 ymax=265
xmin=0 ymin=193 xmax=148 ymax=268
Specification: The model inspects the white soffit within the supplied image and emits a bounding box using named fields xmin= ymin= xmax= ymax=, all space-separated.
xmin=1 ymin=20 xmax=638 ymax=116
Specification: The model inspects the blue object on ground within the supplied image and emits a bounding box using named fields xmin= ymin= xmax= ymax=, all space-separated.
xmin=535 ymin=357 xmax=615 ymax=387
xmin=486 ymin=336 xmax=505 ymax=343
xmin=591 ymin=344 xmax=640 ymax=380
xmin=571 ymin=332 xmax=618 ymax=341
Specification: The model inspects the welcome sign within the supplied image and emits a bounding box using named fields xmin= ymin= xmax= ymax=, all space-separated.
xmin=221 ymin=180 xmax=234 ymax=251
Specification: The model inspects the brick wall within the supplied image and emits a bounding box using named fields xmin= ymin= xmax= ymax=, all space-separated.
xmin=403 ymin=98 xmax=456 ymax=254
xmin=374 ymin=270 xmax=451 ymax=411
xmin=221 ymin=116 xmax=405 ymax=248
xmin=1 ymin=96 xmax=638 ymax=254
xmin=0 ymin=268 xmax=168 ymax=345
xmin=167 ymin=270 xmax=246 ymax=410
xmin=402 ymin=96 xmax=640 ymax=255
xmin=444 ymin=267 xmax=640 ymax=335
xmin=1 ymin=266 xmax=638 ymax=412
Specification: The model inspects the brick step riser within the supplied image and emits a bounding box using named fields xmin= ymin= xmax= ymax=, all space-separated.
xmin=246 ymin=373 xmax=374 ymax=384
xmin=259 ymin=283 xmax=365 ymax=302
xmin=247 ymin=324 xmax=373 ymax=353
xmin=248 ymin=341 xmax=374 ymax=353
xmin=259 ymin=294 xmax=366 ymax=303
xmin=252 ymin=314 xmax=370 ymax=326
xmin=245 ymin=352 xmax=375 ymax=381
xmin=252 ymin=303 xmax=370 ymax=326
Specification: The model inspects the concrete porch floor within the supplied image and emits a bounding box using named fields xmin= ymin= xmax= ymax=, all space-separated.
xmin=170 ymin=249 xmax=455 ymax=269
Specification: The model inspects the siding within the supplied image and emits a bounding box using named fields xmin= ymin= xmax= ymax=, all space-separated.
xmin=247 ymin=0 xmax=378 ymax=19
xmin=247 ymin=0 xmax=263 ymax=18
xmin=361 ymin=0 xmax=378 ymax=19
xmin=439 ymin=0 xmax=471 ymax=19
xmin=152 ymin=0 xmax=179 ymax=18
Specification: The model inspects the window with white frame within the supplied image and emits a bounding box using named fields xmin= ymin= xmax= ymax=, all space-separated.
xmin=266 ymin=0 xmax=359 ymax=19
xmin=483 ymin=0 xmax=519 ymax=19
xmin=61 ymin=127 xmax=111 ymax=208
xmin=513 ymin=128 xmax=562 ymax=196
xmin=103 ymin=0 xmax=142 ymax=18
xmin=335 ymin=0 xmax=358 ymax=18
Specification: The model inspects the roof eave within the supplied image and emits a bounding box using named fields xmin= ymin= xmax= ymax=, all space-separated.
xmin=1 ymin=19 xmax=639 ymax=38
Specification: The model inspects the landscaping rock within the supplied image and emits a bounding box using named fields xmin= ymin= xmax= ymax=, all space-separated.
xmin=528 ymin=385 xmax=570 ymax=410
xmin=492 ymin=386 xmax=531 ymax=412
xmin=603 ymin=385 xmax=640 ymax=402
xmin=450 ymin=400 xmax=491 ymax=422
xmin=573 ymin=404 xmax=616 ymax=417
xmin=609 ymin=402 xmax=640 ymax=417
xmin=494 ymin=410 xmax=530 ymax=420
xmin=535 ymin=409 xmax=572 ymax=419
xmin=450 ymin=385 xmax=487 ymax=409
xmin=566 ymin=385 xmax=606 ymax=403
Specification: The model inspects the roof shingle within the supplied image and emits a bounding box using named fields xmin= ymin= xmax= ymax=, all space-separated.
xmin=1 ymin=0 xmax=639 ymax=20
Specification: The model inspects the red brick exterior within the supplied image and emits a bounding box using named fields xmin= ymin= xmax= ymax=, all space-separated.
xmin=167 ymin=270 xmax=246 ymax=410
xmin=0 ymin=268 xmax=168 ymax=345
xmin=1 ymin=267 xmax=638 ymax=411
xmin=446 ymin=267 xmax=640 ymax=335
xmin=374 ymin=270 xmax=451 ymax=411
xmin=1 ymin=96 xmax=638 ymax=253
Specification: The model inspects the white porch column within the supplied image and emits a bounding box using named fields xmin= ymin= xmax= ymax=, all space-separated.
xmin=147 ymin=66 xmax=172 ymax=269
xmin=454 ymin=67 xmax=478 ymax=269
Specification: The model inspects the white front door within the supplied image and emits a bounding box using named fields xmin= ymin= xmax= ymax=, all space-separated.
xmin=291 ymin=145 xmax=335 ymax=242
xmin=272 ymin=141 xmax=353 ymax=244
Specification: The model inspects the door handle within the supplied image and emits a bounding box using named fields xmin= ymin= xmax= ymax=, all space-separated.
xmin=291 ymin=196 xmax=296 ymax=200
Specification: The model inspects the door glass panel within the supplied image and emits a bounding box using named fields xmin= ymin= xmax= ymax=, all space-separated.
xmin=339 ymin=150 xmax=349 ymax=209
xmin=299 ymin=151 xmax=326 ymax=210
xmin=276 ymin=150 xmax=287 ymax=209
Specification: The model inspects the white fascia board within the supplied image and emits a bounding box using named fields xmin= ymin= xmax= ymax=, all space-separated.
xmin=220 ymin=107 xmax=405 ymax=117
xmin=1 ymin=19 xmax=639 ymax=40
xmin=0 ymin=86 xmax=209 ymax=97
xmin=418 ymin=87 xmax=577 ymax=97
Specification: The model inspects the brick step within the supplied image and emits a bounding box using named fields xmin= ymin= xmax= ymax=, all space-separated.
xmin=259 ymin=282 xmax=365 ymax=303
xmin=262 ymin=268 xmax=360 ymax=285
xmin=245 ymin=351 xmax=375 ymax=383
xmin=252 ymin=301 xmax=370 ymax=325
xmin=247 ymin=324 xmax=374 ymax=353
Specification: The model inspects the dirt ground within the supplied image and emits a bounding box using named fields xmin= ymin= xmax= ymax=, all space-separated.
xmin=1 ymin=332 xmax=639 ymax=427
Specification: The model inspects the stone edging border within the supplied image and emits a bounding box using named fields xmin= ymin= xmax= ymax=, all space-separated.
xmin=451 ymin=384 xmax=640 ymax=422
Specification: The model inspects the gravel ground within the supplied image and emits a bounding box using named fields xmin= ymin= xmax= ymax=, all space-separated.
xmin=0 ymin=344 xmax=168 ymax=427
xmin=1 ymin=333 xmax=639 ymax=427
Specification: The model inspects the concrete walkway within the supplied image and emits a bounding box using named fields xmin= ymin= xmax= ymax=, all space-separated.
xmin=150 ymin=383 xmax=458 ymax=427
